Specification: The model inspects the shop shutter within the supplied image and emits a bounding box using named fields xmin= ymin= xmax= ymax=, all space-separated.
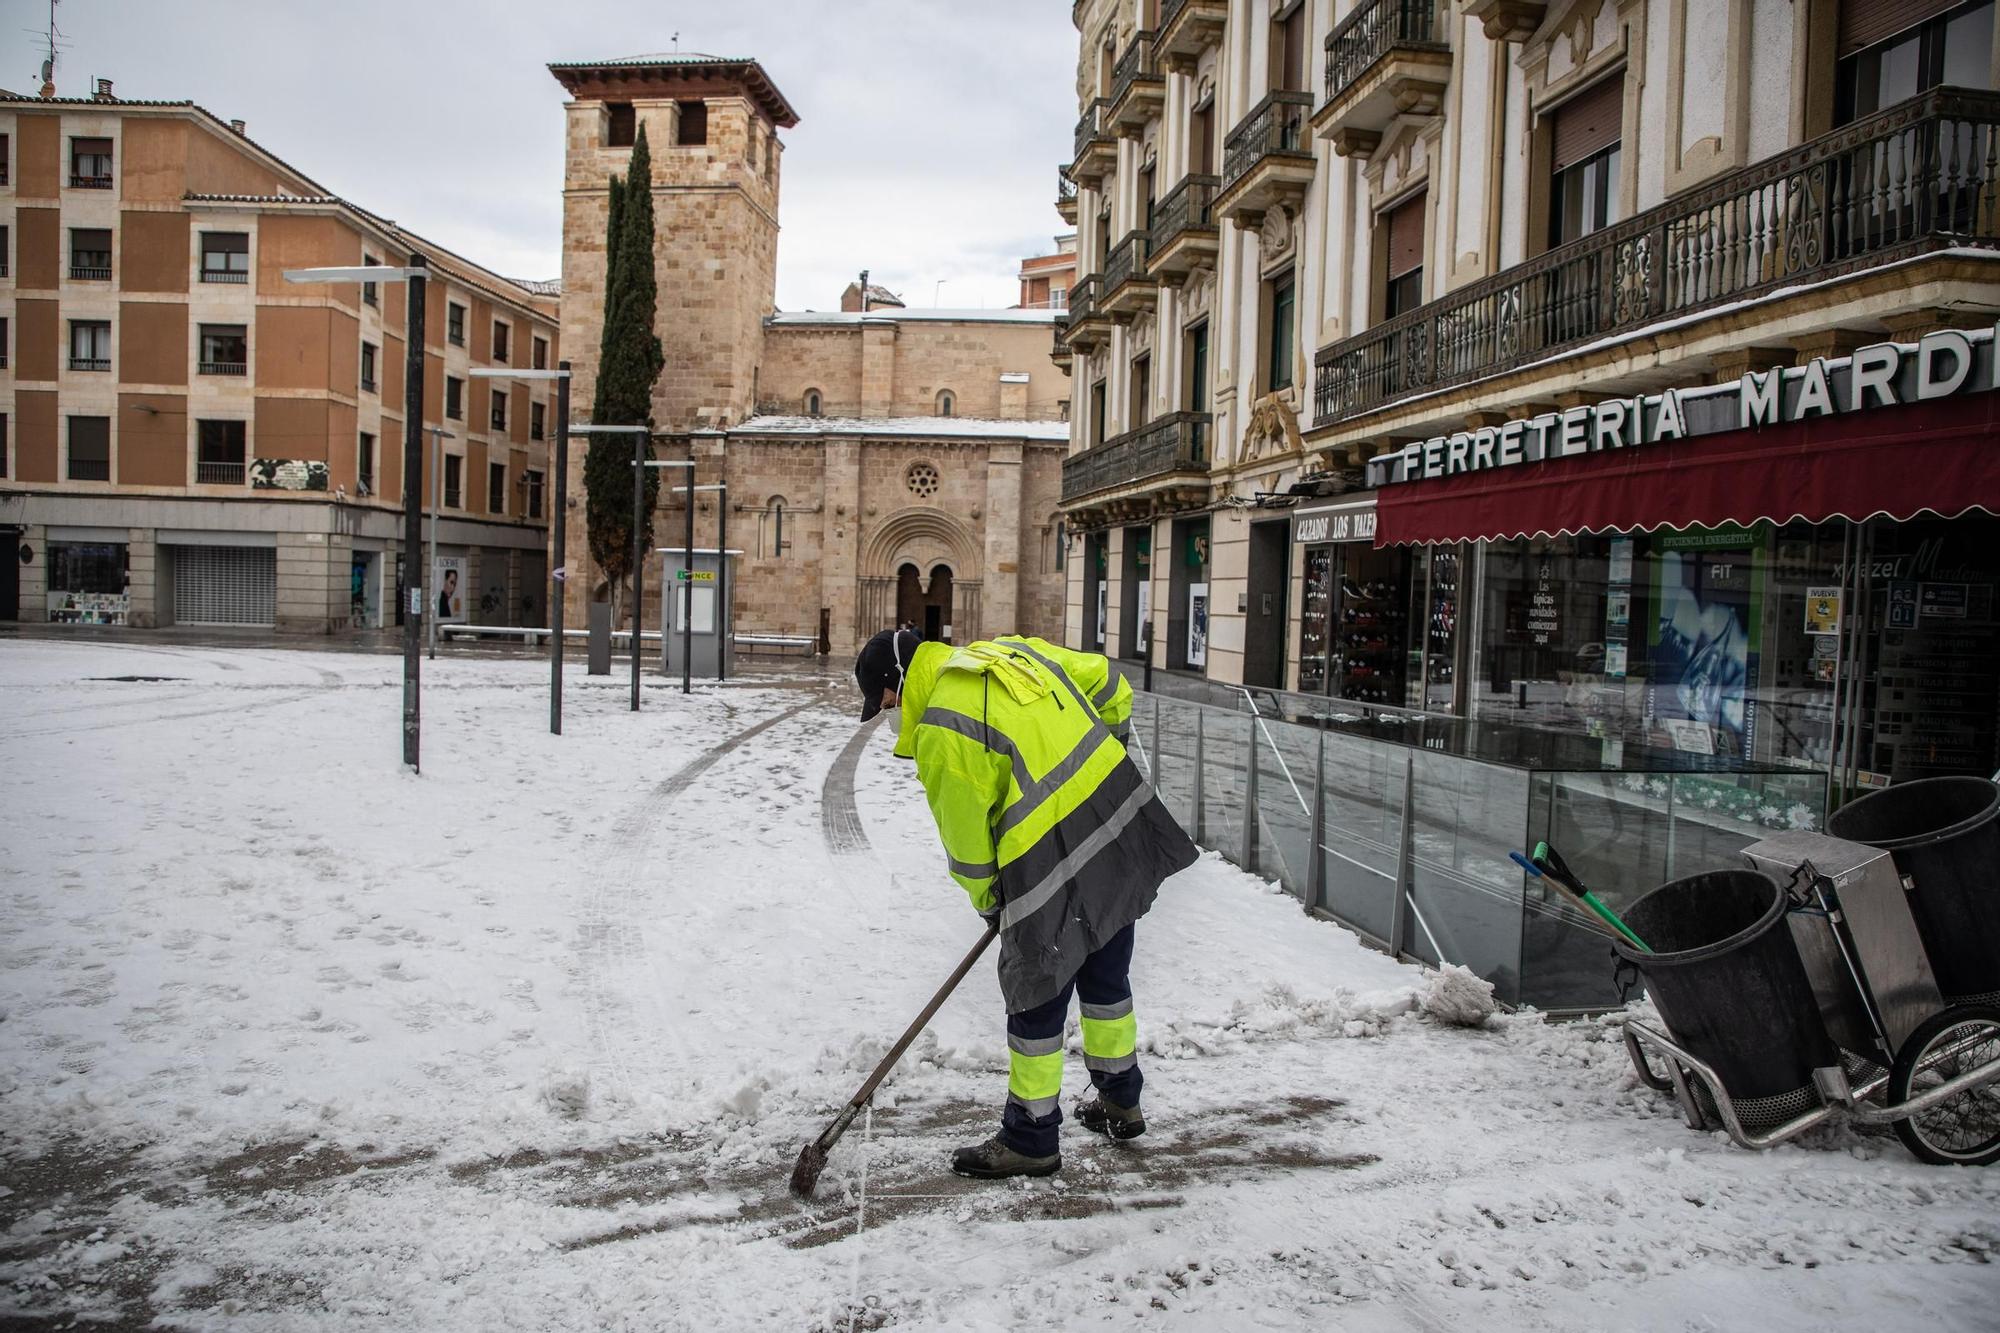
xmin=172 ymin=545 xmax=276 ymax=626
xmin=1386 ymin=192 xmax=1426 ymax=279
xmin=1549 ymin=74 xmax=1624 ymax=171
xmin=1839 ymin=0 xmax=1961 ymax=56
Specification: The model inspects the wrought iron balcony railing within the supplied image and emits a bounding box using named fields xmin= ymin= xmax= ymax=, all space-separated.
xmin=1067 ymin=274 xmax=1103 ymax=325
xmin=1110 ymin=31 xmax=1160 ymax=108
xmin=1159 ymin=0 xmax=1194 ymax=33
xmin=1061 ymin=412 xmax=1212 ymax=502
xmin=1223 ymin=91 xmax=1314 ymax=195
xmin=1104 ymin=230 xmax=1151 ymax=294
xmin=1058 ymin=166 xmax=1077 ymax=208
xmin=69 ymin=458 xmax=110 ymax=481
xmin=196 ymin=461 xmax=246 ymax=484
xmin=1325 ymin=0 xmax=1446 ymax=106
xmin=1314 ymin=88 xmax=2000 ymax=426
xmin=69 ymin=173 xmax=112 ymax=189
xmin=1052 ymin=318 xmax=1072 ymax=361
xmin=200 ymin=268 xmax=248 ymax=284
xmin=1152 ymin=174 xmax=1220 ymax=250
xmin=1074 ymin=99 xmax=1110 ymax=163
xmin=199 ymin=360 xmax=247 ymax=376
xmin=70 ymin=356 xmax=110 ymax=372
xmin=70 ymin=264 xmax=111 ymax=281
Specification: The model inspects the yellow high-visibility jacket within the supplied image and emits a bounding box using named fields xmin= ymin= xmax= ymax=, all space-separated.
xmin=893 ymin=635 xmax=1198 ymax=1012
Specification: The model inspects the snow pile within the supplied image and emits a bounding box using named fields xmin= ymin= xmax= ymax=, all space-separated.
xmin=1418 ymin=963 xmax=1498 ymax=1027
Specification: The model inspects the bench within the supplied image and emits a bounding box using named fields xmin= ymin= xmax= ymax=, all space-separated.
xmin=734 ymin=634 xmax=819 ymax=656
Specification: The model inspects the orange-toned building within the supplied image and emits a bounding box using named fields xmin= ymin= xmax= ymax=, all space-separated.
xmin=0 ymin=85 xmax=560 ymax=631
xmin=1016 ymin=233 xmax=1077 ymax=311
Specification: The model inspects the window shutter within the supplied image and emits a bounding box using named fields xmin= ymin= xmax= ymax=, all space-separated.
xmin=1386 ymin=192 xmax=1426 ymax=279
xmin=1549 ymin=74 xmax=1624 ymax=171
xmin=1839 ymin=0 xmax=1962 ymax=56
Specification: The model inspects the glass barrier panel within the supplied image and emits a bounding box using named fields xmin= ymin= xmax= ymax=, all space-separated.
xmin=1150 ymin=695 xmax=1201 ymax=833
xmin=1250 ymin=713 xmax=1318 ymax=899
xmin=1405 ymin=752 xmax=1526 ymax=1007
xmin=1199 ymin=708 xmax=1250 ymax=857
xmin=1315 ymin=729 xmax=1406 ymax=945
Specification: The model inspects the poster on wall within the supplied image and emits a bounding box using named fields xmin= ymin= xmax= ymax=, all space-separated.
xmin=1095 ymin=583 xmax=1107 ymax=648
xmin=1136 ymin=579 xmax=1152 ymax=653
xmin=1187 ymin=582 xmax=1209 ymax=668
xmin=434 ymin=555 xmax=468 ymax=624
xmin=1803 ymin=586 xmax=1842 ymax=635
xmin=1648 ymin=528 xmax=1760 ymax=758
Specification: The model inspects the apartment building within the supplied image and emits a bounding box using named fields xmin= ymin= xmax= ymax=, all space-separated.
xmin=0 ymin=86 xmax=560 ymax=632
xmin=1018 ymin=233 xmax=1080 ymax=309
xmin=1056 ymin=0 xmax=2000 ymax=797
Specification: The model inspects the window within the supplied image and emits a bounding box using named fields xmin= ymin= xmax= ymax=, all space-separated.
xmin=68 ymin=416 xmax=111 ymax=480
xmin=358 ymin=432 xmax=376 ymax=494
xmin=1129 ymin=353 xmax=1151 ymax=429
xmin=443 ymin=454 xmax=462 ymax=509
xmin=677 ymin=100 xmax=709 ymax=146
xmin=200 ymin=231 xmax=249 ymax=283
xmin=491 ymin=389 xmax=507 ymax=431
xmin=446 ymin=376 xmax=464 ymax=419
xmin=1272 ymin=0 xmax=1308 ymax=93
xmin=525 ymin=468 xmax=544 ymax=519
xmin=1050 ymin=284 xmax=1068 ymax=310
xmin=531 ymin=401 xmax=546 ymax=440
xmin=70 ymin=137 xmax=112 ymax=188
xmin=362 ymin=255 xmax=380 ymax=306
xmin=1267 ymin=269 xmax=1296 ymax=393
xmin=492 ymin=320 xmax=510 ymax=363
xmin=1548 ymin=77 xmax=1623 ymax=248
xmin=1191 ymin=98 xmax=1215 ymax=176
xmin=532 ymin=335 xmax=548 ymax=370
xmin=1090 ymin=379 xmax=1107 ymax=448
xmin=70 ymin=228 xmax=112 ymax=280
xmin=804 ymin=389 xmax=823 ymax=416
xmin=1 ymin=225 xmax=9 ymax=278
xmin=765 ymin=497 xmax=789 ymax=558
xmin=198 ymin=324 xmax=248 ymax=375
xmin=1186 ymin=321 xmax=1210 ymax=458
xmin=47 ymin=542 xmax=126 ymax=600
xmin=935 ymin=389 xmax=955 ymax=417
xmin=70 ymin=320 xmax=111 ymax=371
xmin=0 ymin=317 xmax=9 ymax=371
xmin=0 ymin=413 xmax=8 ymax=477
xmin=0 ymin=133 xmax=8 ymax=186
xmin=361 ymin=342 xmax=378 ymax=392
xmin=489 ymin=461 xmax=507 ymax=514
xmin=447 ymin=302 xmax=466 ymax=346
xmin=906 ymin=462 xmax=941 ymax=498
xmin=1384 ymin=192 xmax=1426 ymax=319
xmin=1836 ymin=1 xmax=1996 ymax=125
xmin=607 ymin=101 xmax=636 ymax=147
xmin=196 ymin=420 xmax=247 ymax=484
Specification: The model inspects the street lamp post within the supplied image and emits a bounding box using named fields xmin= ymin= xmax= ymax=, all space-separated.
xmin=470 ymin=366 xmax=571 ymax=734
xmin=286 ymin=256 xmax=429 ymax=771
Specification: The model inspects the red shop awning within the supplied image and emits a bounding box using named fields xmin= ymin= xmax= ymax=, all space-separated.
xmin=1375 ymin=391 xmax=2000 ymax=545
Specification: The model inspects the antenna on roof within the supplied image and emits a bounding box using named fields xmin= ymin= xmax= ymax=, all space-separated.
xmin=39 ymin=0 xmax=62 ymax=98
xmin=672 ymin=31 xmax=680 ymax=53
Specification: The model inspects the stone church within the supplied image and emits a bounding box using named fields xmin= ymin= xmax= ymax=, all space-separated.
xmin=548 ymin=54 xmax=1069 ymax=655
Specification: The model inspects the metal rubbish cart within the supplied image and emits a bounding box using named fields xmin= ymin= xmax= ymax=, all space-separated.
xmin=1620 ymin=776 xmax=2000 ymax=1166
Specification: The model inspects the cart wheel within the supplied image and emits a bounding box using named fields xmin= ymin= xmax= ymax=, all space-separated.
xmin=1888 ymin=1004 xmax=2000 ymax=1167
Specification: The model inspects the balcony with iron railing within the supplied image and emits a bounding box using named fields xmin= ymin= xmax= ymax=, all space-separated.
xmin=199 ymin=360 xmax=247 ymax=376
xmin=68 ymin=457 xmax=110 ymax=481
xmin=1311 ymin=89 xmax=2000 ymax=429
xmin=1072 ymin=98 xmax=1115 ymax=185
xmin=1107 ymin=32 xmax=1165 ymax=134
xmin=69 ymin=173 xmax=112 ymax=189
xmin=69 ymin=357 xmax=110 ymax=372
xmin=196 ymin=460 xmax=246 ymax=485
xmin=1057 ymin=165 xmax=1079 ymax=224
xmin=70 ymin=262 xmax=111 ymax=281
xmin=1155 ymin=0 xmax=1228 ymax=63
xmin=201 ymin=267 xmax=249 ymax=284
xmin=1061 ymin=412 xmax=1213 ymax=504
xmin=1063 ymin=274 xmax=1110 ymax=350
xmin=1051 ymin=317 xmax=1073 ymax=371
xmin=1316 ymin=0 xmax=1451 ymax=156
xmin=1218 ymin=91 xmax=1315 ymax=224
xmin=1101 ymin=230 xmax=1156 ymax=316
xmin=1148 ymin=174 xmax=1221 ymax=280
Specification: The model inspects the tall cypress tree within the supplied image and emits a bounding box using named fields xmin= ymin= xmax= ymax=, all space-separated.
xmin=585 ymin=127 xmax=665 ymax=616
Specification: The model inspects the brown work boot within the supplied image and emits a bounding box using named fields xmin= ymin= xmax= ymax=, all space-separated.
xmin=949 ymin=1135 xmax=1061 ymax=1179
xmin=1076 ymin=1096 xmax=1146 ymax=1140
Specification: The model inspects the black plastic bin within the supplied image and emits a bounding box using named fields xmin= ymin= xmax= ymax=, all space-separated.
xmin=1615 ymin=869 xmax=1839 ymax=1113
xmin=1826 ymin=776 xmax=2000 ymax=1002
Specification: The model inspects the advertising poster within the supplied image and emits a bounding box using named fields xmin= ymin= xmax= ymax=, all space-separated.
xmin=1187 ymin=582 xmax=1209 ymax=667
xmin=1803 ymin=586 xmax=1841 ymax=635
xmin=435 ymin=555 xmax=468 ymax=624
xmin=1095 ymin=583 xmax=1107 ymax=648
xmin=1649 ymin=527 xmax=1761 ymax=757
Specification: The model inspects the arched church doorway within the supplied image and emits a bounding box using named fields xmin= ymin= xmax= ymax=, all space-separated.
xmin=896 ymin=562 xmax=956 ymax=642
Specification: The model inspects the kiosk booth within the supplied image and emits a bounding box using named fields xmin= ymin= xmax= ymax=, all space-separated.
xmin=658 ymin=546 xmax=743 ymax=678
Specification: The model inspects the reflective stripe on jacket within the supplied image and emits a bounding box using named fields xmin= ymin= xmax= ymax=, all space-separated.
xmin=895 ymin=635 xmax=1199 ymax=1012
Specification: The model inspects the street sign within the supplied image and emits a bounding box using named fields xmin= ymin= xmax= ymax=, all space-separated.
xmin=676 ymin=569 xmax=716 ymax=584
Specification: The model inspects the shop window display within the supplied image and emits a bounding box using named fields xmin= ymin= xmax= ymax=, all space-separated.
xmin=47 ymin=541 xmax=128 ymax=625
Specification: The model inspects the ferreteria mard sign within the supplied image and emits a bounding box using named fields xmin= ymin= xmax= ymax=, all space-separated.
xmin=1365 ymin=325 xmax=2000 ymax=489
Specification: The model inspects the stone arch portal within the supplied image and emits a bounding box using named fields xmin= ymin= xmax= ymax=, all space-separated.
xmin=858 ymin=507 xmax=983 ymax=645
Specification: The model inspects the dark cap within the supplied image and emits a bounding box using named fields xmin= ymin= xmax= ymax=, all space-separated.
xmin=855 ymin=628 xmax=923 ymax=722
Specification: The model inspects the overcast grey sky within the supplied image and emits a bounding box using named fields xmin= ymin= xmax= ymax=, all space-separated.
xmin=6 ymin=0 xmax=1077 ymax=310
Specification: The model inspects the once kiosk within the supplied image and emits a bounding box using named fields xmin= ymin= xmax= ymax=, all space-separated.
xmin=658 ymin=546 xmax=743 ymax=680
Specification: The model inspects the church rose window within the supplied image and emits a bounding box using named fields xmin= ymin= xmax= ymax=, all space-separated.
xmin=906 ymin=462 xmax=940 ymax=499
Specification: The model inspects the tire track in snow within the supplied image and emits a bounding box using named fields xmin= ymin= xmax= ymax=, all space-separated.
xmin=819 ymin=714 xmax=881 ymax=855
xmin=576 ymin=696 xmax=828 ymax=1108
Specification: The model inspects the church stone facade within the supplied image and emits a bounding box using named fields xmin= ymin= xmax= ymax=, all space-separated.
xmin=548 ymin=55 xmax=1067 ymax=655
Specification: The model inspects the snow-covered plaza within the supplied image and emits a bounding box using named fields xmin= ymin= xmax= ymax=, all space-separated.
xmin=2 ymin=638 xmax=1995 ymax=1331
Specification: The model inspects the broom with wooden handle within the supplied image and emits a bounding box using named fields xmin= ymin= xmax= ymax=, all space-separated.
xmin=789 ymin=922 xmax=1000 ymax=1199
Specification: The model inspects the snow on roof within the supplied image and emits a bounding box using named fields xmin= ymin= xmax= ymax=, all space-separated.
xmin=732 ymin=415 xmax=1070 ymax=441
xmin=768 ymin=308 xmax=1063 ymax=326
